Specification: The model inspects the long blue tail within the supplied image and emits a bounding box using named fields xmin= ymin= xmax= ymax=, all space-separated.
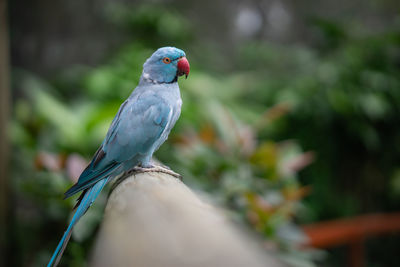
xmin=47 ymin=178 xmax=109 ymax=267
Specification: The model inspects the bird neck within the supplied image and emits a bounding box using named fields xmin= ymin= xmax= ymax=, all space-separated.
xmin=131 ymin=80 xmax=181 ymax=100
xmin=139 ymin=71 xmax=178 ymax=86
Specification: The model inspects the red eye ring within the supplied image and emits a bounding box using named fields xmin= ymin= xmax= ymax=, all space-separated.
xmin=162 ymin=57 xmax=171 ymax=64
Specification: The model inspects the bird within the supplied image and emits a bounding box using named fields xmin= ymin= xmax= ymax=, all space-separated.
xmin=47 ymin=46 xmax=190 ymax=267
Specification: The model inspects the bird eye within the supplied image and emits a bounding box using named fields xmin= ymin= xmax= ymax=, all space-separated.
xmin=162 ymin=57 xmax=171 ymax=64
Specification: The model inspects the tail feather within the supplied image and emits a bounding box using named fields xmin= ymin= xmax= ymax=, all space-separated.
xmin=47 ymin=178 xmax=109 ymax=267
xmin=64 ymin=163 xmax=118 ymax=199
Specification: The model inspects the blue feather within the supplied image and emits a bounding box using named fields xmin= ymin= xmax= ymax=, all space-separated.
xmin=47 ymin=178 xmax=108 ymax=267
xmin=64 ymin=161 xmax=119 ymax=198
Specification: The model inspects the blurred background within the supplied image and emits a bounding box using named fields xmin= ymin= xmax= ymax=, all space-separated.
xmin=1 ymin=0 xmax=400 ymax=266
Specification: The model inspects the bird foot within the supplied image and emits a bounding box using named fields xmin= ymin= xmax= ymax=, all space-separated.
xmin=128 ymin=165 xmax=182 ymax=180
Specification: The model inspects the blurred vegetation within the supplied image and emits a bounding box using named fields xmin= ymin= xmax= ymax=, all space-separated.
xmin=9 ymin=3 xmax=400 ymax=267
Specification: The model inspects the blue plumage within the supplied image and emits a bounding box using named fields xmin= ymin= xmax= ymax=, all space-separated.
xmin=48 ymin=178 xmax=108 ymax=267
xmin=47 ymin=47 xmax=189 ymax=267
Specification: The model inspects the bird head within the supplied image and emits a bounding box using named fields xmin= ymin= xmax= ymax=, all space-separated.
xmin=141 ymin=47 xmax=190 ymax=84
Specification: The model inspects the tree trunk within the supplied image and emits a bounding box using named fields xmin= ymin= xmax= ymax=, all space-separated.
xmin=0 ymin=0 xmax=10 ymax=265
xmin=90 ymin=171 xmax=285 ymax=267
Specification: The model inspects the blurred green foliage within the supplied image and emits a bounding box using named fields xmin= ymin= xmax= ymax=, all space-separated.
xmin=9 ymin=4 xmax=400 ymax=267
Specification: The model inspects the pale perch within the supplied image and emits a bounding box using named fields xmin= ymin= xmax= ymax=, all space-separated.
xmin=90 ymin=169 xmax=285 ymax=267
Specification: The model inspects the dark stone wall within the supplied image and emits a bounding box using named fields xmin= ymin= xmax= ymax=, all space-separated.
xmin=9 ymin=0 xmax=125 ymax=75
xmin=9 ymin=0 xmax=399 ymax=75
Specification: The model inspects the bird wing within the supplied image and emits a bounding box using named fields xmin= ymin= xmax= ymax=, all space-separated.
xmin=64 ymin=91 xmax=172 ymax=198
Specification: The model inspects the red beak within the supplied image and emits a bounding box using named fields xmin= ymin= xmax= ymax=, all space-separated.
xmin=177 ymin=57 xmax=190 ymax=79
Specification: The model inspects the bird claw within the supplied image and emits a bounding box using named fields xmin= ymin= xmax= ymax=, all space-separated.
xmin=128 ymin=165 xmax=182 ymax=180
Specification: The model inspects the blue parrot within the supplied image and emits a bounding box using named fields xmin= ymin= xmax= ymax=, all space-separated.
xmin=47 ymin=47 xmax=190 ymax=267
